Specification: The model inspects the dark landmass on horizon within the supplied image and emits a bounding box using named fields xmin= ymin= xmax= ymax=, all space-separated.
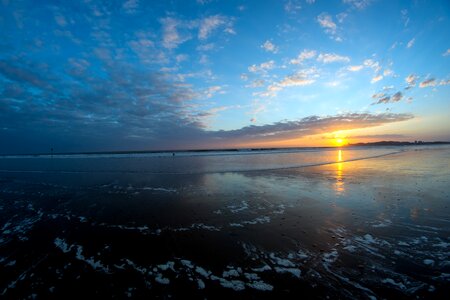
xmin=1 ymin=141 xmax=449 ymax=157
xmin=348 ymin=140 xmax=450 ymax=146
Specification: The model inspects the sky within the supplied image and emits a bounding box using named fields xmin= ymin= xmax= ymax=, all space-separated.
xmin=0 ymin=0 xmax=449 ymax=154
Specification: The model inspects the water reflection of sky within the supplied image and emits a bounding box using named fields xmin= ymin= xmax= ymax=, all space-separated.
xmin=335 ymin=150 xmax=345 ymax=195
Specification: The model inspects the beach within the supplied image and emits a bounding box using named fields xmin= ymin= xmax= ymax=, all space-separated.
xmin=0 ymin=145 xmax=449 ymax=298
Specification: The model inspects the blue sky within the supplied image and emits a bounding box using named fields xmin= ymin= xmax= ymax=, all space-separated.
xmin=0 ymin=0 xmax=449 ymax=153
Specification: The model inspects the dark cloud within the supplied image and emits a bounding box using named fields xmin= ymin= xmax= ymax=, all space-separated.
xmin=207 ymin=112 xmax=414 ymax=144
xmin=372 ymin=91 xmax=403 ymax=104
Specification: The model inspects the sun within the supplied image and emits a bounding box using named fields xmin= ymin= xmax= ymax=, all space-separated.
xmin=334 ymin=138 xmax=347 ymax=147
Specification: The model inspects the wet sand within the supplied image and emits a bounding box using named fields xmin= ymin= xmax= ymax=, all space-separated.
xmin=0 ymin=146 xmax=449 ymax=298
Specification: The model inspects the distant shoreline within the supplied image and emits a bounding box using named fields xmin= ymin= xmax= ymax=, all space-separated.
xmin=1 ymin=141 xmax=449 ymax=157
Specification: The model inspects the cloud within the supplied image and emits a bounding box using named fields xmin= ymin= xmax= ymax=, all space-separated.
xmin=373 ymin=91 xmax=403 ymax=104
xmin=54 ymin=14 xmax=67 ymax=27
xmin=347 ymin=65 xmax=363 ymax=71
xmin=0 ymin=60 xmax=54 ymax=91
xmin=391 ymin=91 xmax=403 ymax=102
xmin=213 ymin=112 xmax=414 ymax=142
xmin=123 ymin=0 xmax=139 ymax=14
xmin=439 ymin=79 xmax=450 ymax=86
xmin=256 ymin=68 xmax=317 ymax=97
xmin=443 ymin=49 xmax=450 ymax=56
xmin=160 ymin=17 xmax=190 ymax=49
xmin=246 ymin=79 xmax=265 ymax=88
xmin=349 ymin=134 xmax=407 ymax=139
xmin=406 ymin=37 xmax=415 ymax=48
xmin=261 ymin=40 xmax=278 ymax=53
xmin=401 ymin=9 xmax=409 ymax=27
xmin=197 ymin=43 xmax=215 ymax=51
xmin=363 ymin=59 xmax=381 ymax=72
xmin=284 ymin=0 xmax=301 ymax=14
xmin=198 ymin=15 xmax=234 ymax=40
xmin=290 ymin=50 xmax=316 ymax=64
xmin=278 ymin=73 xmax=315 ymax=87
xmin=343 ymin=0 xmax=372 ymax=10
xmin=173 ymin=54 xmax=187 ymax=63
xmin=372 ymin=92 xmax=385 ymax=99
xmin=248 ymin=60 xmax=275 ymax=73
xmin=405 ymin=74 xmax=418 ymax=87
xmin=317 ymin=53 xmax=350 ymax=63
xmin=419 ymin=78 xmax=436 ymax=88
xmin=204 ymin=85 xmax=223 ymax=98
xmin=371 ymin=74 xmax=383 ymax=83
xmin=317 ymin=13 xmax=341 ymax=41
xmin=160 ymin=15 xmax=234 ymax=50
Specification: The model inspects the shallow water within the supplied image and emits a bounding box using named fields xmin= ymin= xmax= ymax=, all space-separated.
xmin=0 ymin=146 xmax=449 ymax=298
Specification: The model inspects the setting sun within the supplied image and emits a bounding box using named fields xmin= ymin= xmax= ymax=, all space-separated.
xmin=334 ymin=138 xmax=347 ymax=147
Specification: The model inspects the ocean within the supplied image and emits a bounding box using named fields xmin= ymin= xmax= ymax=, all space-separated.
xmin=0 ymin=145 xmax=449 ymax=298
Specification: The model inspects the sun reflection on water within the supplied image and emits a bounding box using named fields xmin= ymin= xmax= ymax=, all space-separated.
xmin=335 ymin=150 xmax=345 ymax=195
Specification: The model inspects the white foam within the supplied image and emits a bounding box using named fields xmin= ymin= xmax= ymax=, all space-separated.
xmin=197 ymin=279 xmax=205 ymax=289
xmin=180 ymin=260 xmax=194 ymax=269
xmin=54 ymin=238 xmax=73 ymax=253
xmin=211 ymin=276 xmax=246 ymax=291
xmin=222 ymin=269 xmax=240 ymax=278
xmin=423 ymin=259 xmax=434 ymax=266
xmin=158 ymin=261 xmax=175 ymax=271
xmin=269 ymin=253 xmax=295 ymax=267
xmin=382 ymin=278 xmax=406 ymax=290
xmin=154 ymin=273 xmax=170 ymax=285
xmin=228 ymin=200 xmax=249 ymax=213
xmin=274 ymin=267 xmax=301 ymax=278
xmin=252 ymin=265 xmax=272 ymax=272
xmin=246 ymin=281 xmax=273 ymax=291
xmin=244 ymin=273 xmax=259 ymax=280
xmin=195 ymin=266 xmax=211 ymax=278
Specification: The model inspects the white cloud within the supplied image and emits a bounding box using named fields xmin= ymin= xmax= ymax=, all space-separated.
xmin=54 ymin=14 xmax=67 ymax=27
xmin=204 ymin=86 xmax=223 ymax=98
xmin=371 ymin=74 xmax=383 ymax=83
xmin=347 ymin=65 xmax=363 ymax=71
xmin=405 ymin=74 xmax=418 ymax=87
xmin=439 ymin=79 xmax=450 ymax=86
xmin=284 ymin=0 xmax=301 ymax=14
xmin=317 ymin=53 xmax=350 ymax=63
xmin=261 ymin=40 xmax=278 ymax=53
xmin=407 ymin=38 xmax=415 ymax=48
xmin=248 ymin=60 xmax=275 ymax=73
xmin=317 ymin=13 xmax=337 ymax=34
xmin=257 ymin=68 xmax=317 ymax=98
xmin=123 ymin=0 xmax=139 ymax=14
xmin=443 ymin=49 xmax=450 ymax=56
xmin=246 ymin=79 xmax=265 ymax=88
xmin=199 ymin=15 xmax=233 ymax=40
xmin=175 ymin=54 xmax=188 ymax=63
xmin=401 ymin=9 xmax=410 ymax=27
xmin=363 ymin=59 xmax=381 ymax=72
xmin=419 ymin=78 xmax=436 ymax=88
xmin=336 ymin=12 xmax=348 ymax=23
xmin=278 ymin=73 xmax=315 ymax=87
xmin=306 ymin=0 xmax=316 ymax=3
xmin=383 ymin=69 xmax=393 ymax=76
xmin=343 ymin=0 xmax=372 ymax=10
xmin=196 ymin=43 xmax=215 ymax=51
xmin=161 ymin=17 xmax=190 ymax=49
xmin=290 ymin=50 xmax=316 ymax=64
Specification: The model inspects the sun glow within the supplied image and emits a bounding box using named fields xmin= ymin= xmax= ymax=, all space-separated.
xmin=334 ymin=138 xmax=347 ymax=147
